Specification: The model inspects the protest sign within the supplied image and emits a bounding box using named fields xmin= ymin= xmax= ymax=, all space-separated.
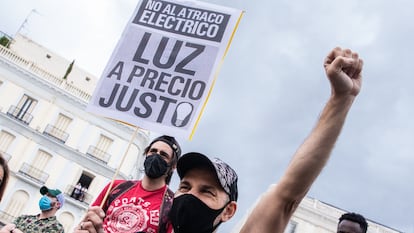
xmin=87 ymin=0 xmax=243 ymax=139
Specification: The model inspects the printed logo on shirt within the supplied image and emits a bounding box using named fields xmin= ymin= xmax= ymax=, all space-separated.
xmin=106 ymin=204 xmax=155 ymax=232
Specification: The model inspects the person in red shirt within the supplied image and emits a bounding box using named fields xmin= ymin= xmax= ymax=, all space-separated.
xmin=91 ymin=135 xmax=181 ymax=233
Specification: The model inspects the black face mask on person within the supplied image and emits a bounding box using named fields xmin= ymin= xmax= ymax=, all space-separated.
xmin=144 ymin=153 xmax=169 ymax=178
xmin=169 ymin=194 xmax=227 ymax=233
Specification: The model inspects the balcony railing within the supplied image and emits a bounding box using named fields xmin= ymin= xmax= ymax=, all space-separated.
xmin=0 ymin=210 xmax=16 ymax=225
xmin=65 ymin=184 xmax=93 ymax=205
xmin=43 ymin=124 xmax=69 ymax=143
xmin=18 ymin=162 xmax=49 ymax=184
xmin=0 ymin=45 xmax=92 ymax=102
xmin=6 ymin=105 xmax=33 ymax=125
xmin=0 ymin=151 xmax=12 ymax=161
xmin=86 ymin=146 xmax=111 ymax=164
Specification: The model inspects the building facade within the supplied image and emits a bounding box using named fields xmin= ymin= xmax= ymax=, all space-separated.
xmin=0 ymin=33 xmax=150 ymax=232
xmin=232 ymin=196 xmax=402 ymax=233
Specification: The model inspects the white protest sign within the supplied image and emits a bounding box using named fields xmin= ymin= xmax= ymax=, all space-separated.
xmin=87 ymin=0 xmax=243 ymax=139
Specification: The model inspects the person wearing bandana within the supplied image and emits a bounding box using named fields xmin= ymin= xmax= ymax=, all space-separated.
xmin=168 ymin=152 xmax=238 ymax=233
xmin=90 ymin=135 xmax=181 ymax=233
xmin=0 ymin=186 xmax=65 ymax=233
xmin=75 ymin=47 xmax=364 ymax=233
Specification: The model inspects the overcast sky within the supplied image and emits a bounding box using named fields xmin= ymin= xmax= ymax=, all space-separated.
xmin=2 ymin=0 xmax=414 ymax=232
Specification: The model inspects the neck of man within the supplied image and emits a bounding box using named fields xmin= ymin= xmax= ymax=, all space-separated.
xmin=141 ymin=175 xmax=166 ymax=191
xmin=39 ymin=209 xmax=56 ymax=219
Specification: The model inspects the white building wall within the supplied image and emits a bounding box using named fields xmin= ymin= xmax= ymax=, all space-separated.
xmin=9 ymin=34 xmax=97 ymax=93
xmin=231 ymin=196 xmax=402 ymax=233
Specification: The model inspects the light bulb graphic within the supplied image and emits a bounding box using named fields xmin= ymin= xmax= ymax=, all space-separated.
xmin=172 ymin=102 xmax=193 ymax=127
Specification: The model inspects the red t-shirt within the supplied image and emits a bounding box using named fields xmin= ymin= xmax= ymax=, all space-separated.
xmin=93 ymin=180 xmax=173 ymax=233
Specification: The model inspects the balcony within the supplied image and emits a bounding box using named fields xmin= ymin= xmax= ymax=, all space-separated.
xmin=65 ymin=184 xmax=93 ymax=205
xmin=18 ymin=162 xmax=49 ymax=184
xmin=0 ymin=210 xmax=16 ymax=226
xmin=43 ymin=124 xmax=69 ymax=143
xmin=6 ymin=105 xmax=33 ymax=125
xmin=0 ymin=45 xmax=92 ymax=102
xmin=0 ymin=151 xmax=11 ymax=161
xmin=86 ymin=146 xmax=111 ymax=164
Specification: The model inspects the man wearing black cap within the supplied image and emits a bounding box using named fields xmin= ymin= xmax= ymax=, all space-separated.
xmin=75 ymin=47 xmax=363 ymax=233
xmin=90 ymin=135 xmax=181 ymax=233
xmin=0 ymin=186 xmax=65 ymax=233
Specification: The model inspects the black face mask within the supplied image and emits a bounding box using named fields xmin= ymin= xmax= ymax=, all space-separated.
xmin=169 ymin=194 xmax=226 ymax=233
xmin=144 ymin=153 xmax=169 ymax=178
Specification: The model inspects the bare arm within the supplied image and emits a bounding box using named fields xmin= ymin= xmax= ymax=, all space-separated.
xmin=240 ymin=47 xmax=363 ymax=233
xmin=0 ymin=224 xmax=22 ymax=233
xmin=0 ymin=223 xmax=23 ymax=233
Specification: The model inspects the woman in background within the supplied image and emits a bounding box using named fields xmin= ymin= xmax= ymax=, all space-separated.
xmin=0 ymin=155 xmax=10 ymax=201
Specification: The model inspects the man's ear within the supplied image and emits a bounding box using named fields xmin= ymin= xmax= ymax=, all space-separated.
xmin=55 ymin=201 xmax=61 ymax=209
xmin=220 ymin=201 xmax=237 ymax=222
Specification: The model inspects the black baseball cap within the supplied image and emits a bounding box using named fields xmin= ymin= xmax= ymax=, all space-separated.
xmin=146 ymin=135 xmax=182 ymax=159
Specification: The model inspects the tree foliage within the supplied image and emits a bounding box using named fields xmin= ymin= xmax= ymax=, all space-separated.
xmin=0 ymin=36 xmax=10 ymax=48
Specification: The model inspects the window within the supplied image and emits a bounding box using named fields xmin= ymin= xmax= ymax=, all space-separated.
xmin=44 ymin=113 xmax=72 ymax=143
xmin=55 ymin=113 xmax=72 ymax=131
xmin=0 ymin=130 xmax=15 ymax=152
xmin=0 ymin=190 xmax=29 ymax=223
xmin=16 ymin=95 xmax=37 ymax=117
xmin=31 ymin=149 xmax=52 ymax=171
xmin=284 ymin=221 xmax=297 ymax=233
xmin=96 ymin=135 xmax=113 ymax=155
xmin=0 ymin=130 xmax=15 ymax=161
xmin=7 ymin=94 xmax=37 ymax=124
xmin=19 ymin=149 xmax=52 ymax=183
xmin=71 ymin=172 xmax=94 ymax=204
xmin=87 ymin=134 xmax=113 ymax=163
xmin=58 ymin=211 xmax=75 ymax=233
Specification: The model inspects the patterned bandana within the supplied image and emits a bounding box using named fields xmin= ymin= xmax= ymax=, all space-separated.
xmin=177 ymin=152 xmax=238 ymax=201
